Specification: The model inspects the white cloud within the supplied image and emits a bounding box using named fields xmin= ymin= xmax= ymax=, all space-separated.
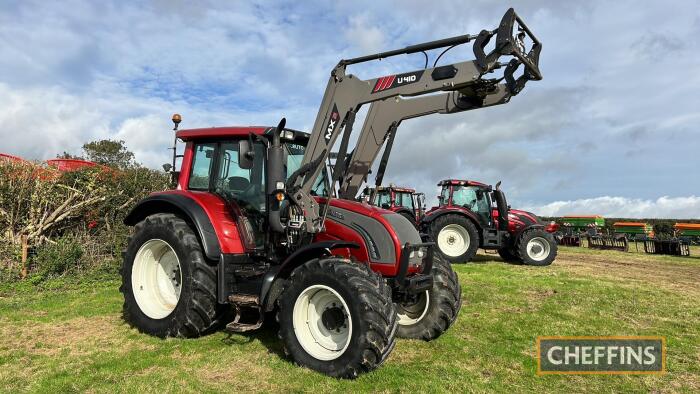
xmin=523 ymin=196 xmax=700 ymax=219
xmin=344 ymin=14 xmax=386 ymax=53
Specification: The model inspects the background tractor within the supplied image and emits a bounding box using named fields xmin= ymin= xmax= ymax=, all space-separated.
xmin=364 ymin=185 xmax=425 ymax=225
xmin=420 ymin=179 xmax=558 ymax=266
xmin=120 ymin=8 xmax=542 ymax=379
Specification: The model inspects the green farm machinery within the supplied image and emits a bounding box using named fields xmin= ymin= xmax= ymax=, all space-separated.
xmin=557 ymin=215 xmax=604 ymax=247
xmin=642 ymin=223 xmax=697 ymax=257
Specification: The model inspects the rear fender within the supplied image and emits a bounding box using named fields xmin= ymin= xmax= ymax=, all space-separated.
xmin=420 ymin=208 xmax=482 ymax=235
xmin=514 ymin=223 xmax=545 ymax=242
xmin=124 ymin=193 xmax=222 ymax=261
xmin=260 ymin=241 xmax=359 ymax=311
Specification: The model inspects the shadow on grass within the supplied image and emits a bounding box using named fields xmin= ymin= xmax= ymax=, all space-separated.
xmin=220 ymin=314 xmax=287 ymax=359
xmin=454 ymin=252 xmax=524 ymax=265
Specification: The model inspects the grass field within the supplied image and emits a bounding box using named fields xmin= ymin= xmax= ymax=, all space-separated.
xmin=1 ymin=246 xmax=699 ymax=393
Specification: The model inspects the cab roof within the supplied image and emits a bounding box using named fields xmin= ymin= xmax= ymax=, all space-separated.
xmin=176 ymin=126 xmax=309 ymax=142
xmin=176 ymin=126 xmax=272 ymax=141
xmin=377 ymin=185 xmax=416 ymax=193
xmin=438 ymin=179 xmax=489 ymax=188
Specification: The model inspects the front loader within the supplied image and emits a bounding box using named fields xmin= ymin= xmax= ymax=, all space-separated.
xmin=120 ymin=8 xmax=542 ymax=378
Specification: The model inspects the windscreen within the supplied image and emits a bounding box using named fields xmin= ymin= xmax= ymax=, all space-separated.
xmin=286 ymin=142 xmax=328 ymax=197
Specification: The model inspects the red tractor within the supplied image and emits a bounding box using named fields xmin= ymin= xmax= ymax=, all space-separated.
xmin=421 ymin=179 xmax=558 ymax=265
xmin=366 ymin=185 xmax=425 ymax=225
xmin=121 ymin=9 xmax=542 ymax=378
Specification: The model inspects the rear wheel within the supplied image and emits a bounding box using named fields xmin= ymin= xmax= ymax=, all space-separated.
xmin=277 ymin=258 xmax=397 ymax=378
xmin=516 ymin=228 xmax=558 ymax=266
xmin=121 ymin=213 xmax=222 ymax=338
xmin=430 ymin=214 xmax=479 ymax=263
xmin=399 ymin=211 xmax=417 ymax=227
xmin=395 ymin=255 xmax=461 ymax=340
xmin=497 ymin=247 xmax=522 ymax=263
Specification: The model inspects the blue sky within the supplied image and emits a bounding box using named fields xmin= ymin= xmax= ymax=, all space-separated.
xmin=1 ymin=0 xmax=699 ymax=217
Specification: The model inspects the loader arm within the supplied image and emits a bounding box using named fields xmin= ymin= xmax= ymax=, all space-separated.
xmin=337 ymin=82 xmax=512 ymax=200
xmin=286 ymin=8 xmax=542 ymax=233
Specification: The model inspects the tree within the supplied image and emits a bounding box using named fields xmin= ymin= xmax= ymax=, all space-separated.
xmin=57 ymin=151 xmax=84 ymax=160
xmin=82 ymin=139 xmax=136 ymax=170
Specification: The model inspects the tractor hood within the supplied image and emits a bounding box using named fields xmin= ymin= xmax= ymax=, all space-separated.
xmin=315 ymin=197 xmax=422 ymax=267
xmin=508 ymin=208 xmax=541 ymax=224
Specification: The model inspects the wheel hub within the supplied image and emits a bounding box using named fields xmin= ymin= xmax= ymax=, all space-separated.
xmin=321 ymin=306 xmax=346 ymax=331
xmin=526 ymin=236 xmax=551 ymax=261
xmin=396 ymin=290 xmax=430 ymax=326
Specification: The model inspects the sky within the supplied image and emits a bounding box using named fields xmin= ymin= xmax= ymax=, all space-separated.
xmin=1 ymin=0 xmax=699 ymax=218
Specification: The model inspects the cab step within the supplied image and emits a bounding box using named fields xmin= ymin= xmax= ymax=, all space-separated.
xmin=225 ymin=294 xmax=263 ymax=333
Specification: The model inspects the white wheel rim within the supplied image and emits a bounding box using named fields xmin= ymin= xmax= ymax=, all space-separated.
xmin=437 ymin=224 xmax=470 ymax=257
xmin=292 ymin=285 xmax=352 ymax=361
xmin=131 ymin=239 xmax=182 ymax=319
xmin=526 ymin=237 xmax=551 ymax=261
xmin=396 ymin=290 xmax=430 ymax=326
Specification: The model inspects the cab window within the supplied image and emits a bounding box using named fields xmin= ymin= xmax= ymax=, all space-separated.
xmin=439 ymin=186 xmax=450 ymax=206
xmin=214 ymin=141 xmax=266 ymax=212
xmin=452 ymin=185 xmax=492 ymax=225
xmin=375 ymin=191 xmax=391 ymax=208
xmin=286 ymin=142 xmax=328 ymax=197
xmin=188 ymin=143 xmax=216 ymax=190
xmin=395 ymin=192 xmax=414 ymax=210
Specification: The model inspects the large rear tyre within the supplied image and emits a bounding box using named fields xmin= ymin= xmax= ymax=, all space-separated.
xmin=395 ymin=255 xmax=461 ymax=340
xmin=430 ymin=214 xmax=479 ymax=263
xmin=398 ymin=211 xmax=417 ymax=227
xmin=121 ymin=213 xmax=222 ymax=338
xmin=277 ymin=258 xmax=397 ymax=378
xmin=516 ymin=228 xmax=558 ymax=266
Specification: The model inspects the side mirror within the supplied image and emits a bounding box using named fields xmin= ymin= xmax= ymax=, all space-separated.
xmin=238 ymin=140 xmax=254 ymax=170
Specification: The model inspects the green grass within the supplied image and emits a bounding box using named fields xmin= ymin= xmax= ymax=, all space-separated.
xmin=1 ymin=247 xmax=699 ymax=393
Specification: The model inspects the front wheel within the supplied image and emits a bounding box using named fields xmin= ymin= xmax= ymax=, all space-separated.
xmin=277 ymin=258 xmax=397 ymax=378
xmin=395 ymin=255 xmax=462 ymax=340
xmin=516 ymin=228 xmax=558 ymax=266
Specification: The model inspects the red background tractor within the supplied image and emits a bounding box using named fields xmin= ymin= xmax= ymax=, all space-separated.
xmin=420 ymin=179 xmax=558 ymax=265
xmin=367 ymin=185 xmax=425 ymax=225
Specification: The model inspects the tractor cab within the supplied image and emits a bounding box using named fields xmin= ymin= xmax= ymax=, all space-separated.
xmin=437 ymin=179 xmax=496 ymax=228
xmin=176 ymin=125 xmax=329 ymax=249
xmin=436 ymin=179 xmax=512 ymax=233
xmin=370 ymin=185 xmax=425 ymax=224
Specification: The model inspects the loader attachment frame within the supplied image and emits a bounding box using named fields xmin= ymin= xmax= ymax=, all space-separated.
xmin=284 ymin=8 xmax=542 ymax=234
xmin=337 ymin=83 xmax=512 ymax=200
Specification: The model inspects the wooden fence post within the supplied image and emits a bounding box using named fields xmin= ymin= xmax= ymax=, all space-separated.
xmin=20 ymin=235 xmax=28 ymax=279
